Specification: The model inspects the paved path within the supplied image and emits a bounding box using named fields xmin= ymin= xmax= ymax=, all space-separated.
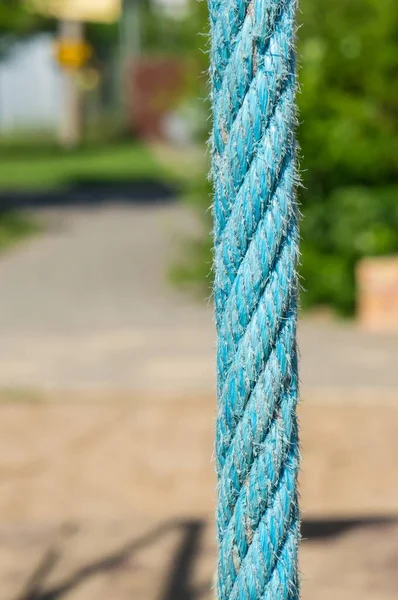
xmin=0 ymin=202 xmax=397 ymax=392
xmin=0 ymin=203 xmax=211 ymax=391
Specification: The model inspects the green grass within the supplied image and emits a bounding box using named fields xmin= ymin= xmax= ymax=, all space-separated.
xmin=0 ymin=138 xmax=166 ymax=191
xmin=0 ymin=211 xmax=39 ymax=252
xmin=0 ymin=133 xmax=174 ymax=253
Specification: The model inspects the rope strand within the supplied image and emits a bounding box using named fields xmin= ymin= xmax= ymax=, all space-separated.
xmin=208 ymin=1 xmax=301 ymax=598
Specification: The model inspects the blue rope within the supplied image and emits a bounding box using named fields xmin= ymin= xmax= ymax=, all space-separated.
xmin=208 ymin=1 xmax=300 ymax=598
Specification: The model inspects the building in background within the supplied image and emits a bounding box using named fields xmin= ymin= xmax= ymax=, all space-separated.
xmin=0 ymin=34 xmax=63 ymax=133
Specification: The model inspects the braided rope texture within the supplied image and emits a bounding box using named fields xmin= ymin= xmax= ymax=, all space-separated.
xmin=208 ymin=1 xmax=301 ymax=598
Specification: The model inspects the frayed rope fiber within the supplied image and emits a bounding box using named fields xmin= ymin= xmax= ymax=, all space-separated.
xmin=208 ymin=0 xmax=301 ymax=598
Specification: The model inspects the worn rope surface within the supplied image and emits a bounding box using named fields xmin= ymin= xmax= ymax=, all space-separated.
xmin=208 ymin=0 xmax=300 ymax=598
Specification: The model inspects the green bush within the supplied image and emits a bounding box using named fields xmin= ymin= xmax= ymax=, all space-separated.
xmin=298 ymin=0 xmax=398 ymax=313
xmin=177 ymin=0 xmax=398 ymax=315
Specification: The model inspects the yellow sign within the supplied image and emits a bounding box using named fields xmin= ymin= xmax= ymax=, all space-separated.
xmin=55 ymin=40 xmax=93 ymax=69
xmin=28 ymin=0 xmax=121 ymax=23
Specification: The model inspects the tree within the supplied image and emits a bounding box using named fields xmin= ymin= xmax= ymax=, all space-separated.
xmin=0 ymin=1 xmax=49 ymax=37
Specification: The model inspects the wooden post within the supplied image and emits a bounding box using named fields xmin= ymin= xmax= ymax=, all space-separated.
xmin=58 ymin=19 xmax=84 ymax=149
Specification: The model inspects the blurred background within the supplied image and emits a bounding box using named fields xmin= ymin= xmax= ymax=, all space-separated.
xmin=0 ymin=0 xmax=397 ymax=598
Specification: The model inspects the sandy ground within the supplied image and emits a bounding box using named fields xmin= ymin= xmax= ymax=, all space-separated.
xmin=1 ymin=517 xmax=397 ymax=600
xmin=0 ymin=393 xmax=396 ymax=599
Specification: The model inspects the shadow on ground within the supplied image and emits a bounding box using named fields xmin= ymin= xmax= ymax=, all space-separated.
xmin=0 ymin=179 xmax=177 ymax=211
xmin=15 ymin=516 xmax=398 ymax=600
xmin=16 ymin=519 xmax=209 ymax=600
xmin=301 ymin=515 xmax=398 ymax=540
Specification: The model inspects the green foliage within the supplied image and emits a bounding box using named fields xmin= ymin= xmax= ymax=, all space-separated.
xmin=141 ymin=0 xmax=209 ymax=59
xmin=298 ymin=0 xmax=398 ymax=313
xmin=0 ymin=1 xmax=53 ymax=61
xmin=177 ymin=0 xmax=398 ymax=314
xmin=169 ymin=172 xmax=213 ymax=294
xmin=0 ymin=1 xmax=50 ymax=38
xmin=0 ymin=211 xmax=39 ymax=253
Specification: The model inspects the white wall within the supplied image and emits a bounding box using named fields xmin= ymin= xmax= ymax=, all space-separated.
xmin=0 ymin=34 xmax=64 ymax=133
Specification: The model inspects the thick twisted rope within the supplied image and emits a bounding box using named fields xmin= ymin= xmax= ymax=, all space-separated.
xmin=208 ymin=1 xmax=300 ymax=598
